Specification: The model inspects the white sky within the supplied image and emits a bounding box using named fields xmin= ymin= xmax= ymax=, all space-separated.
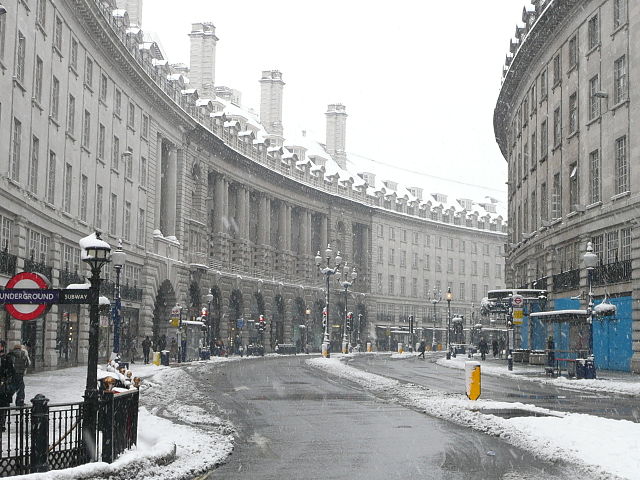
xmin=142 ymin=1 xmax=525 ymax=198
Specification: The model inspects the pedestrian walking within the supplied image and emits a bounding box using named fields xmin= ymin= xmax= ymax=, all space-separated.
xmin=479 ymin=337 xmax=489 ymax=361
xmin=142 ymin=336 xmax=152 ymax=364
xmin=0 ymin=342 xmax=15 ymax=431
xmin=492 ymin=338 xmax=499 ymax=358
xmin=547 ymin=336 xmax=555 ymax=367
xmin=8 ymin=344 xmax=30 ymax=406
xmin=417 ymin=340 xmax=426 ymax=359
xmin=498 ymin=337 xmax=506 ymax=359
xmin=170 ymin=338 xmax=178 ymax=362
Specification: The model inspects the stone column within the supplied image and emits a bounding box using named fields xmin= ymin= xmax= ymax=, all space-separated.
xmin=165 ymin=146 xmax=178 ymax=236
xmin=213 ymin=175 xmax=229 ymax=263
xmin=320 ymin=215 xmax=328 ymax=251
xmin=154 ymin=136 xmax=163 ymax=229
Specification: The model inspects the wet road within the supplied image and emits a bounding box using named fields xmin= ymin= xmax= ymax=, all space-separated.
xmin=197 ymin=356 xmax=586 ymax=480
xmin=347 ymin=354 xmax=640 ymax=422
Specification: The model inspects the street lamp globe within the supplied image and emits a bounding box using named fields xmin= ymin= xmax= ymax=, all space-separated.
xmin=315 ymin=251 xmax=322 ymax=266
xmin=325 ymin=244 xmax=333 ymax=259
xmin=80 ymin=232 xmax=111 ymax=270
xmin=335 ymin=251 xmax=342 ymax=267
xmin=446 ymin=287 xmax=453 ymax=302
xmin=110 ymin=239 xmax=126 ymax=269
xmin=583 ymin=241 xmax=598 ymax=270
xmin=351 ymin=267 xmax=358 ymax=281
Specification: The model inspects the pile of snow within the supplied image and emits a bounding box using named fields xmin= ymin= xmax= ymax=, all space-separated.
xmin=308 ymin=357 xmax=640 ymax=479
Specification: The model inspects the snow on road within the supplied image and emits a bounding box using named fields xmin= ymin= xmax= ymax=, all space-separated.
xmin=308 ymin=356 xmax=636 ymax=480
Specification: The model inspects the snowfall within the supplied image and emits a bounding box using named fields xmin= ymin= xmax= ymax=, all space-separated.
xmin=13 ymin=352 xmax=640 ymax=479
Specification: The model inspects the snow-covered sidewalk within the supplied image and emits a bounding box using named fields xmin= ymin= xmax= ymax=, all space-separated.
xmin=14 ymin=358 xmax=240 ymax=480
xmin=308 ymin=356 xmax=637 ymax=480
xmin=436 ymin=354 xmax=640 ymax=397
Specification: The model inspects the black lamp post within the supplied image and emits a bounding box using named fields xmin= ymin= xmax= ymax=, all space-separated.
xmin=446 ymin=287 xmax=453 ymax=359
xmin=315 ymin=244 xmax=342 ymax=358
xmin=206 ymin=289 xmax=214 ymax=350
xmin=79 ymin=232 xmax=111 ymax=461
xmin=339 ymin=264 xmax=357 ymax=354
xmin=583 ymin=241 xmax=598 ymax=358
xmin=431 ymin=288 xmax=441 ymax=351
xmin=110 ymin=239 xmax=126 ymax=360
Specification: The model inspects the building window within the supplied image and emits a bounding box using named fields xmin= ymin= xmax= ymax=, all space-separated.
xmin=568 ymin=35 xmax=577 ymax=69
xmin=128 ymin=102 xmax=135 ymax=128
xmin=100 ymin=74 xmax=108 ymax=103
xmin=540 ymin=69 xmax=547 ymax=99
xmin=63 ymin=163 xmax=72 ymax=213
xmin=412 ymin=252 xmax=418 ymax=268
xmin=137 ymin=209 xmax=145 ymax=245
xmin=142 ymin=114 xmax=149 ymax=138
xmin=0 ymin=215 xmax=12 ymax=251
xmin=552 ymin=54 xmax=561 ymax=85
xmin=377 ymin=224 xmax=383 ymax=237
xmin=496 ymin=266 xmax=502 ymax=279
xmin=425 ymin=255 xmax=430 ymax=271
xmin=552 ymin=173 xmax=561 ymax=219
xmin=96 ymin=185 xmax=103 ymax=229
xmin=54 ymin=16 xmax=62 ymax=51
xmin=85 ymin=57 xmax=93 ymax=88
xmin=589 ymin=75 xmax=600 ymax=120
xmin=34 ymin=56 xmax=43 ymax=104
xmin=11 ymin=118 xmax=21 ymax=182
xmin=0 ymin=13 xmax=6 ymax=60
xmin=124 ymin=202 xmax=131 ymax=241
xmin=80 ymin=175 xmax=88 ymax=221
xmin=70 ymin=38 xmax=78 ymax=71
xmin=98 ymin=124 xmax=105 ymax=159
xmin=589 ymin=149 xmax=600 ymax=204
xmin=615 ymin=135 xmax=629 ymax=194
xmin=112 ymin=136 xmax=120 ymax=170
xmin=472 ymin=261 xmax=478 ymax=276
xmin=540 ymin=119 xmax=548 ymax=158
xmin=568 ymin=93 xmax=577 ymax=134
xmin=400 ymin=277 xmax=406 ymax=296
xmin=51 ymin=76 xmax=60 ymax=120
xmin=28 ymin=230 xmax=50 ymax=264
xmin=423 ymin=280 xmax=430 ymax=298
xmin=447 ymin=258 xmax=453 ymax=273
xmin=110 ymin=194 xmax=118 ymax=235
xmin=114 ymin=89 xmax=122 ymax=116
xmin=569 ymin=162 xmax=578 ymax=211
xmin=28 ymin=136 xmax=39 ymax=194
xmin=588 ymin=14 xmax=599 ymax=49
xmin=125 ymin=149 xmax=133 ymax=178
xmin=614 ymin=55 xmax=627 ymax=104
xmin=621 ymin=227 xmax=631 ymax=261
xmin=592 ymin=234 xmax=604 ymax=263
xmin=389 ymin=248 xmax=395 ymax=265
xmin=606 ymin=231 xmax=619 ymax=264
xmin=447 ymin=238 xmax=453 ymax=250
xmin=412 ymin=278 xmax=418 ymax=298
xmin=541 ymin=182 xmax=548 ymax=222
xmin=459 ymin=283 xmax=465 ymax=301
xmin=471 ymin=284 xmax=478 ymax=302
xmin=436 ymin=256 xmax=442 ymax=273
xmin=377 ymin=246 xmax=383 ymax=263
xmin=553 ymin=107 xmax=561 ymax=147
xmin=47 ymin=151 xmax=56 ymax=204
xmin=523 ymin=142 xmax=528 ymax=174
xmin=613 ymin=0 xmax=627 ymax=29
xmin=82 ymin=110 xmax=91 ymax=149
xmin=390 ymin=227 xmax=395 ymax=240
xmin=523 ymin=199 xmax=529 ymax=232
xmin=16 ymin=31 xmax=26 ymax=84
xmin=459 ymin=259 xmax=465 ymax=275
xmin=36 ymin=0 xmax=47 ymax=27
xmin=530 ymin=131 xmax=536 ymax=164
xmin=388 ymin=275 xmax=395 ymax=295
xmin=530 ymin=83 xmax=536 ymax=110
xmin=67 ymin=95 xmax=76 ymax=135
xmin=531 ymin=191 xmax=537 ymax=231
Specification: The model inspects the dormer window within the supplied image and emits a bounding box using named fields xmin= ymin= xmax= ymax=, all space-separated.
xmin=432 ymin=193 xmax=448 ymax=203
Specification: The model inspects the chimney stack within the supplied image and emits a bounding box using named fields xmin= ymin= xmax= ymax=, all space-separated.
xmin=189 ymin=22 xmax=218 ymax=98
xmin=259 ymin=70 xmax=285 ymax=142
xmin=116 ymin=0 xmax=143 ymax=26
xmin=325 ymin=104 xmax=347 ymax=169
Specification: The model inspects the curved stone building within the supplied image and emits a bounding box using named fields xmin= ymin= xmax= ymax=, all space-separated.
xmin=0 ymin=0 xmax=505 ymax=369
xmin=495 ymin=0 xmax=638 ymax=371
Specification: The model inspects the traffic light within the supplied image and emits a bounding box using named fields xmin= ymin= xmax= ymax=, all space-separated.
xmin=322 ymin=308 xmax=327 ymax=329
xmin=257 ymin=314 xmax=267 ymax=332
xmin=346 ymin=311 xmax=353 ymax=331
xmin=409 ymin=315 xmax=414 ymax=335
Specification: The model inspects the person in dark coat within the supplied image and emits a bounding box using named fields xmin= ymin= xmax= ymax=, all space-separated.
xmin=142 ymin=336 xmax=152 ymax=364
xmin=8 ymin=344 xmax=30 ymax=406
xmin=478 ymin=337 xmax=489 ymax=361
xmin=498 ymin=337 xmax=506 ymax=359
xmin=547 ymin=336 xmax=555 ymax=367
xmin=0 ymin=341 xmax=15 ymax=431
xmin=417 ymin=340 xmax=426 ymax=359
xmin=492 ymin=338 xmax=499 ymax=358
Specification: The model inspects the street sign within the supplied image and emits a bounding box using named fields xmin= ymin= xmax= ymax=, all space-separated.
xmin=512 ymin=307 xmax=524 ymax=325
xmin=169 ymin=305 xmax=181 ymax=327
xmin=236 ymin=318 xmax=245 ymax=329
xmin=511 ymin=294 xmax=524 ymax=308
xmin=2 ymin=272 xmax=51 ymax=321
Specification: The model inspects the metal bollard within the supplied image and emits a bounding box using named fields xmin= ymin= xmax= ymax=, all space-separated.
xmin=508 ymin=354 xmax=513 ymax=371
xmin=366 ymin=342 xmax=372 ymax=352
xmin=398 ymin=342 xmax=404 ymax=353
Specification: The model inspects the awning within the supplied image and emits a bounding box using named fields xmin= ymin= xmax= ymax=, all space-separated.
xmin=529 ymin=309 xmax=588 ymax=322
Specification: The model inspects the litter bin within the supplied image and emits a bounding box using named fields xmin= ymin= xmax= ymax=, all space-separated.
xmin=584 ymin=358 xmax=596 ymax=379
xmin=160 ymin=350 xmax=170 ymax=366
xmin=575 ymin=359 xmax=586 ymax=379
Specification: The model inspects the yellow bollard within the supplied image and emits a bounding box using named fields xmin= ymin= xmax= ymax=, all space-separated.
xmin=465 ymin=361 xmax=481 ymax=400
xmin=398 ymin=342 xmax=404 ymax=353
xmin=322 ymin=343 xmax=330 ymax=358
xmin=152 ymin=351 xmax=161 ymax=366
xmin=367 ymin=342 xmax=372 ymax=352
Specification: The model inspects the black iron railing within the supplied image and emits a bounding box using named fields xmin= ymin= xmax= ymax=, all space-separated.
xmin=592 ymin=260 xmax=632 ymax=286
xmin=0 ymin=248 xmax=17 ymax=276
xmin=23 ymin=257 xmax=53 ymax=282
xmin=552 ymin=268 xmax=580 ymax=292
xmin=99 ymin=280 xmax=143 ymax=302
xmin=59 ymin=269 xmax=84 ymax=288
xmin=532 ymin=276 xmax=548 ymax=290
xmin=0 ymin=390 xmax=138 ymax=476
xmin=99 ymin=389 xmax=139 ymax=463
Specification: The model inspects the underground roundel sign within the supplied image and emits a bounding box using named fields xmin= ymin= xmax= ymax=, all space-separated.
xmin=4 ymin=272 xmax=52 ymax=321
